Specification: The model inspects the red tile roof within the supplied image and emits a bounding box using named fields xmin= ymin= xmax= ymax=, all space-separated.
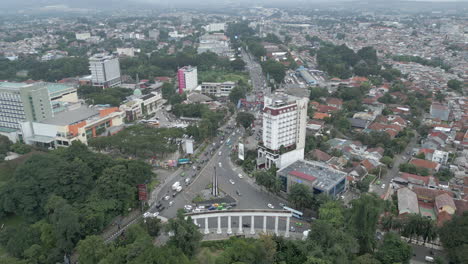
xmin=313 ymin=112 xmax=330 ymax=120
xmin=326 ymin=97 xmax=343 ymax=106
xmin=289 ymin=170 xmax=317 ymax=182
xmin=361 ymin=159 xmax=376 ymax=171
xmin=311 ymin=149 xmax=332 ymax=162
xmin=413 ymin=187 xmax=454 ymax=201
xmin=419 ymin=148 xmax=435 ymax=155
xmin=410 ymin=158 xmax=440 ymax=170
xmin=400 ymin=173 xmax=434 ymax=185
xmin=316 ymin=105 xmax=338 ymax=113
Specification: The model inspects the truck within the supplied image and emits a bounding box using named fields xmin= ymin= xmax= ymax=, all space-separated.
xmin=172 ymin=181 xmax=181 ymax=191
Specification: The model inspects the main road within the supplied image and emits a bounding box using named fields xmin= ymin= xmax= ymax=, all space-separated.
xmin=150 ymin=115 xmax=307 ymax=232
xmin=241 ymin=48 xmax=270 ymax=95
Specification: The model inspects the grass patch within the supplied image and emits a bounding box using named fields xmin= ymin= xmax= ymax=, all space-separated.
xmin=198 ymin=70 xmax=248 ymax=83
xmin=148 ymin=177 xmax=159 ymax=192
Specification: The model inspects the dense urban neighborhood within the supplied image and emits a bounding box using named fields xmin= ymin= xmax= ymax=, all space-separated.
xmin=0 ymin=1 xmax=467 ymax=264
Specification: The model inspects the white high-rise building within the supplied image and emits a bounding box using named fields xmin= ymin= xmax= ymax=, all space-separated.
xmin=89 ymin=54 xmax=121 ymax=88
xmin=258 ymin=93 xmax=308 ymax=169
xmin=177 ymin=66 xmax=198 ymax=94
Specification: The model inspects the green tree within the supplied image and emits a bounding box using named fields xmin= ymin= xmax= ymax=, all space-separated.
xmin=77 ymin=235 xmax=109 ymax=264
xmin=447 ymin=79 xmax=462 ymax=92
xmin=439 ymin=212 xmax=468 ymax=263
xmin=236 ymin=112 xmax=255 ymax=129
xmin=166 ymin=210 xmax=203 ymax=257
xmin=45 ymin=195 xmax=81 ymax=253
xmin=349 ymin=194 xmax=383 ymax=254
xmin=288 ymin=183 xmax=313 ymax=210
xmin=144 ymin=217 xmax=162 ymax=237
xmin=380 ymin=156 xmax=393 ymax=167
xmin=309 ymin=87 xmax=328 ymax=101
xmin=375 ymin=232 xmax=412 ymax=264
xmin=318 ymin=201 xmax=344 ymax=228
xmin=229 ymin=86 xmax=246 ymax=104
xmin=262 ymin=60 xmax=286 ymax=83
xmin=230 ymin=59 xmax=246 ymax=71
xmin=352 ymin=254 xmax=381 ymax=264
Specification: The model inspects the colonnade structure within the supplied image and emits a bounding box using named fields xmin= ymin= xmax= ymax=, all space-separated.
xmin=185 ymin=209 xmax=293 ymax=237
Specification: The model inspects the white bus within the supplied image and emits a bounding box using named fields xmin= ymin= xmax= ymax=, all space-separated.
xmin=283 ymin=206 xmax=303 ymax=219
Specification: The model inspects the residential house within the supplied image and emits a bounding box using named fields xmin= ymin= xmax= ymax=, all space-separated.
xmin=310 ymin=149 xmax=332 ymax=162
xmin=410 ymin=158 xmax=441 ymax=174
xmin=326 ymin=97 xmax=343 ymax=109
xmin=306 ymin=120 xmax=325 ymax=134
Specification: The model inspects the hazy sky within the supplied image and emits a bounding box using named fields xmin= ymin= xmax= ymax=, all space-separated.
xmin=1 ymin=0 xmax=467 ymax=11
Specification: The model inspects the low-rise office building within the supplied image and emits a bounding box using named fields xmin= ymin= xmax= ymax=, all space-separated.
xmin=21 ymin=104 xmax=124 ymax=148
xmin=277 ymin=160 xmax=347 ymax=197
xmin=200 ymin=81 xmax=236 ymax=97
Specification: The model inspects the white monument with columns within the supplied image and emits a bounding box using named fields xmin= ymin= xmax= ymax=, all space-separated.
xmin=186 ymin=209 xmax=293 ymax=237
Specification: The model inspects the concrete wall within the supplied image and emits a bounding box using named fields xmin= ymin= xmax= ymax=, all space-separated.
xmin=277 ymin=148 xmax=304 ymax=169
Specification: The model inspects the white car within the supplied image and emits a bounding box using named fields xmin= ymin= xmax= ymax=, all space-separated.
xmin=238 ymin=173 xmax=244 ymax=179
xmin=381 ymin=184 xmax=386 ymax=189
xmin=163 ymin=195 xmax=170 ymax=201
xmin=169 ymin=201 xmax=174 ymax=207
xmin=218 ymin=162 xmax=222 ymax=168
xmin=184 ymin=205 xmax=193 ymax=211
xmin=229 ymin=179 xmax=235 ymax=185
xmin=267 ymin=203 xmax=274 ymax=209
xmin=218 ymin=151 xmax=222 ymax=156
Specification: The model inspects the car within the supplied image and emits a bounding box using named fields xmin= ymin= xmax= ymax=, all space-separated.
xmin=381 ymin=184 xmax=386 ymax=189
xmin=184 ymin=205 xmax=193 ymax=212
xmin=267 ymin=203 xmax=274 ymax=209
xmin=229 ymin=179 xmax=235 ymax=185
xmin=218 ymin=151 xmax=222 ymax=156
xmin=163 ymin=195 xmax=170 ymax=201
xmin=155 ymin=203 xmax=163 ymax=209
xmin=169 ymin=201 xmax=174 ymax=207
xmin=238 ymin=173 xmax=244 ymax=179
xmin=218 ymin=162 xmax=222 ymax=167
xmin=208 ymin=206 xmax=216 ymax=210
xmin=290 ymin=226 xmax=296 ymax=232
xmin=236 ymin=190 xmax=242 ymax=196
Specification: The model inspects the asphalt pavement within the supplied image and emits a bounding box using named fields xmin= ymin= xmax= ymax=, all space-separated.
xmin=155 ymin=116 xmax=287 ymax=222
xmin=370 ymin=133 xmax=419 ymax=197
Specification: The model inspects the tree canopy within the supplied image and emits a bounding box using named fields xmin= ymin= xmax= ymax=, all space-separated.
xmin=0 ymin=142 xmax=154 ymax=263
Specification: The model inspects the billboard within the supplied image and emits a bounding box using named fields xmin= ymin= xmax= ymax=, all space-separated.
xmin=238 ymin=142 xmax=245 ymax=160
xmin=183 ymin=139 xmax=194 ymax=154
xmin=178 ymin=158 xmax=191 ymax=164
xmin=138 ymin=184 xmax=147 ymax=201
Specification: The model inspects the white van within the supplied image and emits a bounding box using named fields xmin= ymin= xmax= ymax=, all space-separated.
xmin=425 ymin=256 xmax=434 ymax=263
